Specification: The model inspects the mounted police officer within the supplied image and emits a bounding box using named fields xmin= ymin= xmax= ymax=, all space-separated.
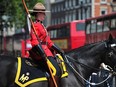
xmin=29 ymin=2 xmax=65 ymax=87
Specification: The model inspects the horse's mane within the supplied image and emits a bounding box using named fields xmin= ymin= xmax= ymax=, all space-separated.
xmin=66 ymin=40 xmax=106 ymax=57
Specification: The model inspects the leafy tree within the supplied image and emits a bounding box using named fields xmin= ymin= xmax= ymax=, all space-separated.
xmin=0 ymin=0 xmax=44 ymax=29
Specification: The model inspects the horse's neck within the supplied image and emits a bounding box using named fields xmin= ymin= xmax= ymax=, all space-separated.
xmin=66 ymin=42 xmax=106 ymax=86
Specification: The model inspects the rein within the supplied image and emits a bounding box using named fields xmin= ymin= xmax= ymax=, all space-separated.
xmin=65 ymin=55 xmax=114 ymax=73
xmin=63 ymin=55 xmax=114 ymax=86
xmin=65 ymin=55 xmax=101 ymax=71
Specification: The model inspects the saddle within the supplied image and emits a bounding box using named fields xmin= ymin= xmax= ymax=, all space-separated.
xmin=15 ymin=55 xmax=68 ymax=87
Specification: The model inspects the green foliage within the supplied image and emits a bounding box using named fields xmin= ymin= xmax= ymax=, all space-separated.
xmin=0 ymin=0 xmax=44 ymax=29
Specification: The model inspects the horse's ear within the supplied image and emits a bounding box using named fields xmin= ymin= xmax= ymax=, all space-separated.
xmin=108 ymin=34 xmax=113 ymax=41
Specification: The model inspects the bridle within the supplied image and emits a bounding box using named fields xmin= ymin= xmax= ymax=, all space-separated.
xmin=107 ymin=43 xmax=116 ymax=74
xmin=63 ymin=43 xmax=116 ymax=86
xmin=63 ymin=55 xmax=113 ymax=86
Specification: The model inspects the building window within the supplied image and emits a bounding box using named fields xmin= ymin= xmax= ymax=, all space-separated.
xmin=61 ymin=4 xmax=63 ymax=11
xmin=87 ymin=0 xmax=91 ymax=3
xmin=69 ymin=12 xmax=72 ymax=21
xmin=69 ymin=0 xmax=72 ymax=7
xmin=65 ymin=1 xmax=68 ymax=8
xmin=87 ymin=6 xmax=91 ymax=18
xmin=58 ymin=5 xmax=60 ymax=12
xmin=73 ymin=10 xmax=76 ymax=20
xmin=73 ymin=0 xmax=76 ymax=6
xmin=100 ymin=8 xmax=107 ymax=15
xmin=75 ymin=0 xmax=79 ymax=5
xmin=54 ymin=6 xmax=56 ymax=12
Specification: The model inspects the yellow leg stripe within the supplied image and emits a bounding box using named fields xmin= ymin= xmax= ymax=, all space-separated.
xmin=57 ymin=54 xmax=67 ymax=72
xmin=47 ymin=59 xmax=56 ymax=76
xmin=56 ymin=54 xmax=68 ymax=78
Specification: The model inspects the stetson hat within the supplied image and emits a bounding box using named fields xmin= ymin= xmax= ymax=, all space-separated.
xmin=29 ymin=3 xmax=50 ymax=16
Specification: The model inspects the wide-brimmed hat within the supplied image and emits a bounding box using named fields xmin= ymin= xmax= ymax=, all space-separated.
xmin=29 ymin=3 xmax=50 ymax=15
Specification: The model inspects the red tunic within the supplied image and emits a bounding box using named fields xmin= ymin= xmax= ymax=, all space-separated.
xmin=30 ymin=21 xmax=54 ymax=58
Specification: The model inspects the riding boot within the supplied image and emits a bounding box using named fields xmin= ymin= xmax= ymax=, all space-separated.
xmin=49 ymin=76 xmax=60 ymax=87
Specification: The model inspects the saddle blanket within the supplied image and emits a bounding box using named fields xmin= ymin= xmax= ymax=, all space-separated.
xmin=15 ymin=57 xmax=48 ymax=87
xmin=15 ymin=57 xmax=68 ymax=87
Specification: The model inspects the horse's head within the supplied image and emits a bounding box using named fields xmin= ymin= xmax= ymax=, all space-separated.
xmin=103 ymin=34 xmax=116 ymax=72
